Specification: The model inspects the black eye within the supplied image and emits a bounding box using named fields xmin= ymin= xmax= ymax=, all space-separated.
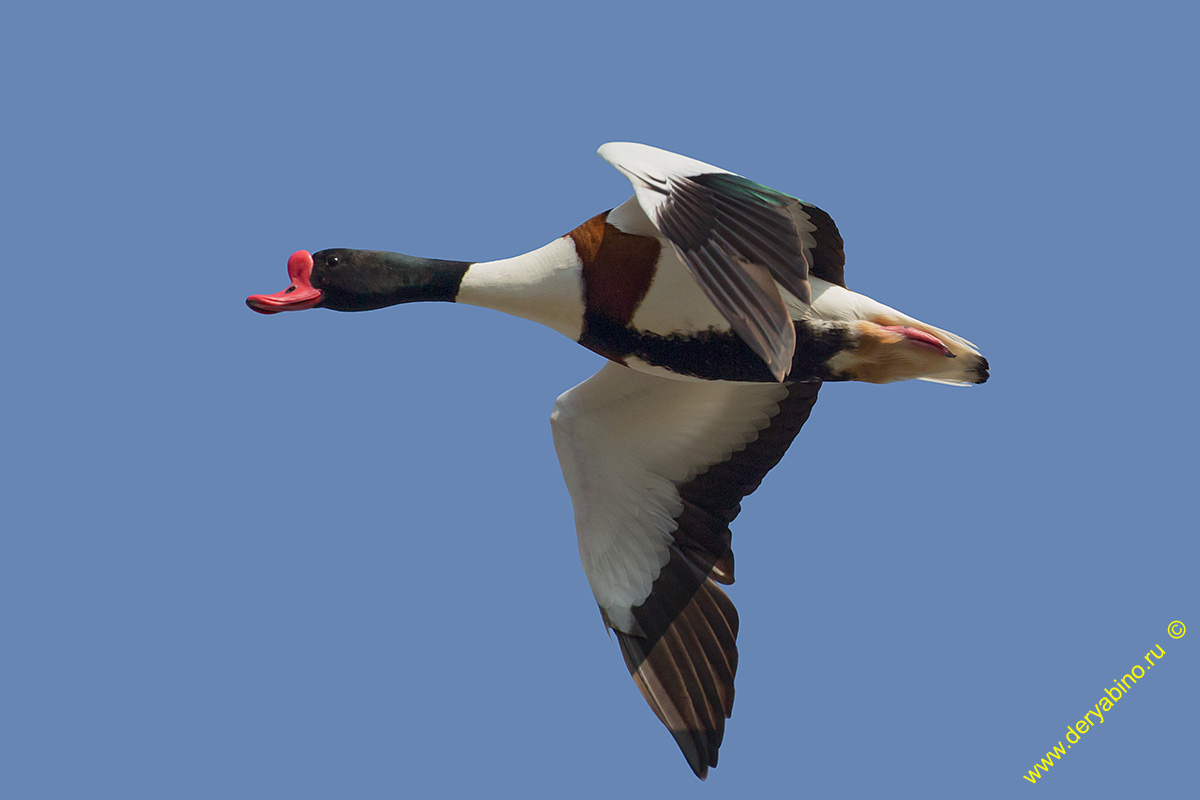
xmin=327 ymin=255 xmax=340 ymax=267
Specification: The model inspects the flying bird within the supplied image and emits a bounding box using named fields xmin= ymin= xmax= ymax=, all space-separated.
xmin=247 ymin=142 xmax=988 ymax=778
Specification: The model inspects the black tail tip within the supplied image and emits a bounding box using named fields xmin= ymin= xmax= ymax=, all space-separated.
xmin=973 ymin=356 xmax=990 ymax=384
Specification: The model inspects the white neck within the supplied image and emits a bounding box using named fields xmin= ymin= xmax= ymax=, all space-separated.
xmin=455 ymin=236 xmax=586 ymax=341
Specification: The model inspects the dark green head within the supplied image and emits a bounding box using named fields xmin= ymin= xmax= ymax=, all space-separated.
xmin=247 ymin=249 xmax=471 ymax=314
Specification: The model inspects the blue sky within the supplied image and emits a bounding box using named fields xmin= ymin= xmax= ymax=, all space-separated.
xmin=4 ymin=1 xmax=1197 ymax=797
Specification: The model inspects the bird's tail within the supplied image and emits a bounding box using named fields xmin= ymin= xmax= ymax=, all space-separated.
xmin=823 ymin=315 xmax=989 ymax=385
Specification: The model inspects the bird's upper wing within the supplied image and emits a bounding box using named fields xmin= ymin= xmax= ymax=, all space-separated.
xmin=551 ymin=362 xmax=821 ymax=778
xmin=599 ymin=142 xmax=843 ymax=381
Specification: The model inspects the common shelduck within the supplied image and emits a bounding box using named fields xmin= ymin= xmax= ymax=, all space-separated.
xmin=247 ymin=142 xmax=988 ymax=778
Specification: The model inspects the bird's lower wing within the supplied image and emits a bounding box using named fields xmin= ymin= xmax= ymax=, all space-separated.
xmin=550 ymin=363 xmax=821 ymax=777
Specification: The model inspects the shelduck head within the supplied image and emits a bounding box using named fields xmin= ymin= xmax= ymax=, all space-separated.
xmin=247 ymin=249 xmax=470 ymax=314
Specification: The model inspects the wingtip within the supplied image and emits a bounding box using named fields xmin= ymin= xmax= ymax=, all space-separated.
xmin=598 ymin=141 xmax=733 ymax=181
xmin=597 ymin=141 xmax=642 ymax=166
xmin=669 ymin=729 xmax=712 ymax=780
xmin=598 ymin=140 xmax=644 ymax=155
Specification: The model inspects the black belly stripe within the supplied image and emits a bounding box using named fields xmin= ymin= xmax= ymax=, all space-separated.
xmin=581 ymin=314 xmax=853 ymax=383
